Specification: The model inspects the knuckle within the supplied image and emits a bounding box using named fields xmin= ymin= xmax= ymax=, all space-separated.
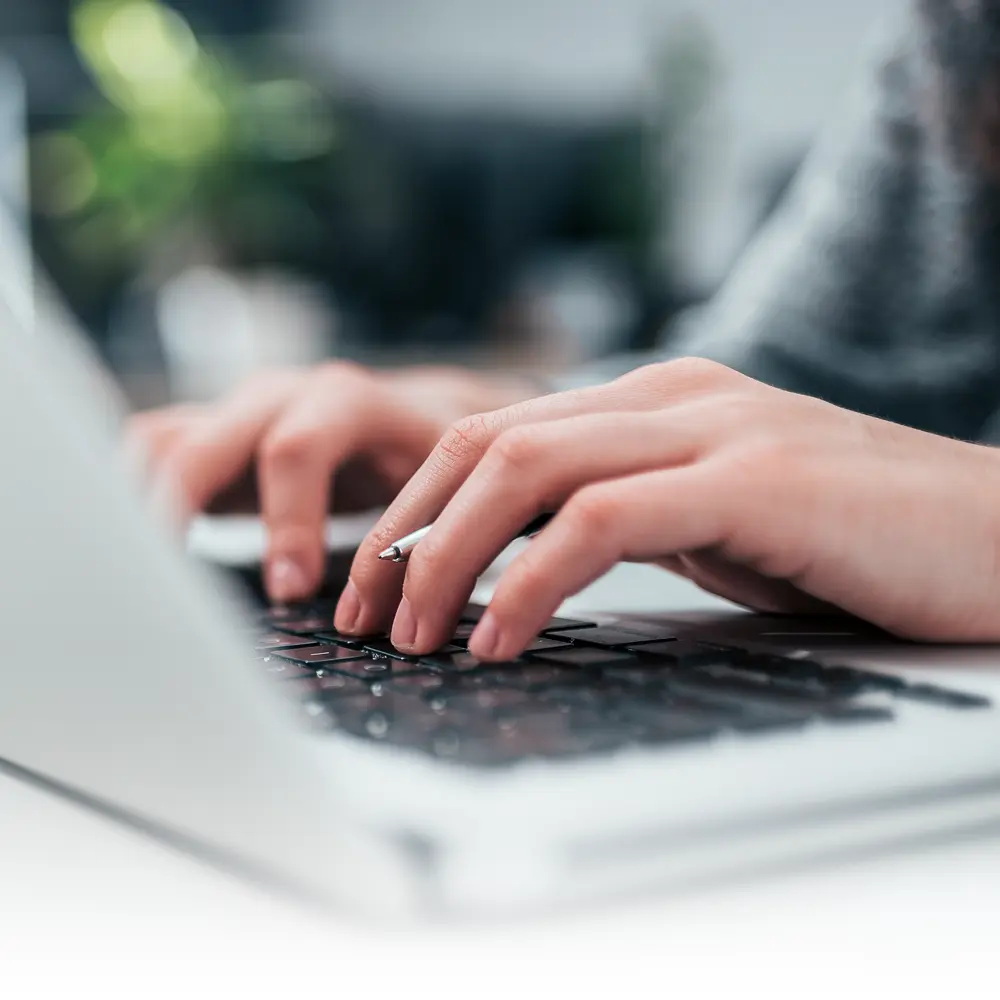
xmin=438 ymin=413 xmax=497 ymax=466
xmin=719 ymin=434 xmax=796 ymax=501
xmin=745 ymin=431 xmax=798 ymax=470
xmin=507 ymin=554 xmax=550 ymax=599
xmin=489 ymin=426 xmax=545 ymax=474
xmin=565 ymin=485 xmax=621 ymax=536
xmin=666 ymin=356 xmax=731 ymax=381
xmin=615 ymin=357 xmax=738 ymax=399
xmin=259 ymin=427 xmax=319 ymax=470
xmin=701 ymin=390 xmax=768 ymax=432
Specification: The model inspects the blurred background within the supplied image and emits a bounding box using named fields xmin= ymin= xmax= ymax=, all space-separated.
xmin=0 ymin=0 xmax=885 ymax=408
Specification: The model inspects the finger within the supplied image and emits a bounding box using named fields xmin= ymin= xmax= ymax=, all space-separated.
xmin=124 ymin=405 xmax=206 ymax=483
xmin=343 ymin=379 xmax=673 ymax=635
xmin=388 ymin=411 xmax=706 ymax=653
xmin=257 ymin=367 xmax=437 ymax=603
xmin=468 ymin=465 xmax=733 ymax=660
xmin=155 ymin=374 xmax=300 ymax=519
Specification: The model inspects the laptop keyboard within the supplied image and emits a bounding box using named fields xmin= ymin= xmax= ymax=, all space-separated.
xmin=253 ymin=601 xmax=992 ymax=768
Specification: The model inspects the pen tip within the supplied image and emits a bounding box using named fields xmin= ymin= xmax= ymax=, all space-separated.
xmin=378 ymin=547 xmax=396 ymax=561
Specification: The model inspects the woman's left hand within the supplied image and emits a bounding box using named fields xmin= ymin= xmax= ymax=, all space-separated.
xmin=336 ymin=359 xmax=1000 ymax=659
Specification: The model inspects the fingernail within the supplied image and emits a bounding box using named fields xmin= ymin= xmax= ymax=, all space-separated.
xmin=335 ymin=580 xmax=361 ymax=633
xmin=391 ymin=597 xmax=418 ymax=649
xmin=267 ymin=557 xmax=310 ymax=602
xmin=469 ymin=611 xmax=500 ymax=660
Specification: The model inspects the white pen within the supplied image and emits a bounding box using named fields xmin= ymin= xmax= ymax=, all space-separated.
xmin=378 ymin=513 xmax=554 ymax=563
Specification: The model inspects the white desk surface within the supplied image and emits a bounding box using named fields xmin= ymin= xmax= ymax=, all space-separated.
xmin=2 ymin=560 xmax=999 ymax=997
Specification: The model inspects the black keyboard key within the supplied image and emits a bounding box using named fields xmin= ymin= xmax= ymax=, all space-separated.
xmin=272 ymin=617 xmax=338 ymax=636
xmin=260 ymin=656 xmax=320 ymax=682
xmin=449 ymin=625 xmax=556 ymax=651
xmin=461 ymin=604 xmax=597 ymax=634
xmin=532 ymin=647 xmax=638 ymax=669
xmin=313 ymin=673 xmax=375 ymax=698
xmin=523 ymin=636 xmax=574 ymax=654
xmin=729 ymin=655 xmax=975 ymax=708
xmin=690 ymin=652 xmax=907 ymax=703
xmin=823 ymin=706 xmax=895 ymax=725
xmin=537 ymin=685 xmax=620 ymax=712
xmin=547 ymin=626 xmax=680 ymax=648
xmin=317 ymin=693 xmax=394 ymax=736
xmin=665 ymin=671 xmax=837 ymax=715
xmin=595 ymin=684 xmax=803 ymax=734
xmin=362 ymin=639 xmax=464 ymax=663
xmin=630 ymin=713 xmax=723 ymax=746
xmin=433 ymin=665 xmax=585 ymax=696
xmin=313 ymin=629 xmax=375 ymax=650
xmin=538 ymin=617 xmax=598 ymax=634
xmin=728 ymin=711 xmax=816 ymax=734
xmin=629 ymin=641 xmax=731 ymax=667
xmin=419 ymin=649 xmax=512 ymax=673
xmin=732 ymin=653 xmax=853 ymax=686
xmin=361 ymin=639 xmax=423 ymax=662
xmin=446 ymin=626 xmax=569 ymax=654
xmin=723 ymin=652 xmax=822 ymax=678
xmin=432 ymin=688 xmax=535 ymax=715
xmin=258 ymin=605 xmax=305 ymax=624
xmin=259 ymin=600 xmax=337 ymax=624
xmin=382 ymin=672 xmax=450 ymax=695
xmin=272 ymin=644 xmax=368 ymax=666
xmin=899 ymin=684 xmax=991 ymax=709
xmin=330 ymin=694 xmax=486 ymax=751
xmin=324 ymin=657 xmax=425 ymax=680
xmin=449 ymin=622 xmax=479 ymax=645
xmin=695 ymin=661 xmax=826 ymax=698
xmin=489 ymin=711 xmax=615 ymax=758
xmin=831 ymin=667 xmax=906 ymax=694
xmin=254 ymin=632 xmax=319 ymax=651
xmin=600 ymin=665 xmax=674 ymax=689
xmin=801 ymin=665 xmax=880 ymax=699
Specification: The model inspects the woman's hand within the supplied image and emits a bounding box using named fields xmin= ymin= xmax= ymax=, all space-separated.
xmin=127 ymin=364 xmax=541 ymax=602
xmin=338 ymin=358 xmax=1000 ymax=658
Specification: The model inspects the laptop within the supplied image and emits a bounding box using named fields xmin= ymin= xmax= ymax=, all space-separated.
xmin=1 ymin=137 xmax=999 ymax=923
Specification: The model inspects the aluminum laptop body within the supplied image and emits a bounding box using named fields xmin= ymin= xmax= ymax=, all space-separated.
xmin=0 ymin=230 xmax=999 ymax=917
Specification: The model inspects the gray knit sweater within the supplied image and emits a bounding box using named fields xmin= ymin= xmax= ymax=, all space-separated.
xmin=568 ymin=0 xmax=1000 ymax=444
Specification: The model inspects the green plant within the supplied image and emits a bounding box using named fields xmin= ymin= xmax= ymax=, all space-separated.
xmin=32 ymin=0 xmax=338 ymax=286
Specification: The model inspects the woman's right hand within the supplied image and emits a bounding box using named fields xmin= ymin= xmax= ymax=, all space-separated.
xmin=126 ymin=363 xmax=541 ymax=603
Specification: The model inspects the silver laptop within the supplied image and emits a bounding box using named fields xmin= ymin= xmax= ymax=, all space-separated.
xmin=1 ymin=147 xmax=999 ymax=920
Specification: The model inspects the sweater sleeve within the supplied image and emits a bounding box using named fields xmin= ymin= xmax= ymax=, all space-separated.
xmin=558 ymin=2 xmax=1000 ymax=442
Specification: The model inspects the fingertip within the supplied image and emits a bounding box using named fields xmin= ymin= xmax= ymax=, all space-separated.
xmin=468 ymin=609 xmax=533 ymax=661
xmin=467 ymin=611 xmax=500 ymax=659
xmin=334 ymin=579 xmax=362 ymax=632
xmin=389 ymin=596 xmax=418 ymax=649
xmin=265 ymin=556 xmax=313 ymax=603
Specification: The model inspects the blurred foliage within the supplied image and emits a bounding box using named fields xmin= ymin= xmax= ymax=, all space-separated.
xmin=30 ymin=0 xmax=339 ymax=301
xmin=26 ymin=2 xmax=719 ymax=355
